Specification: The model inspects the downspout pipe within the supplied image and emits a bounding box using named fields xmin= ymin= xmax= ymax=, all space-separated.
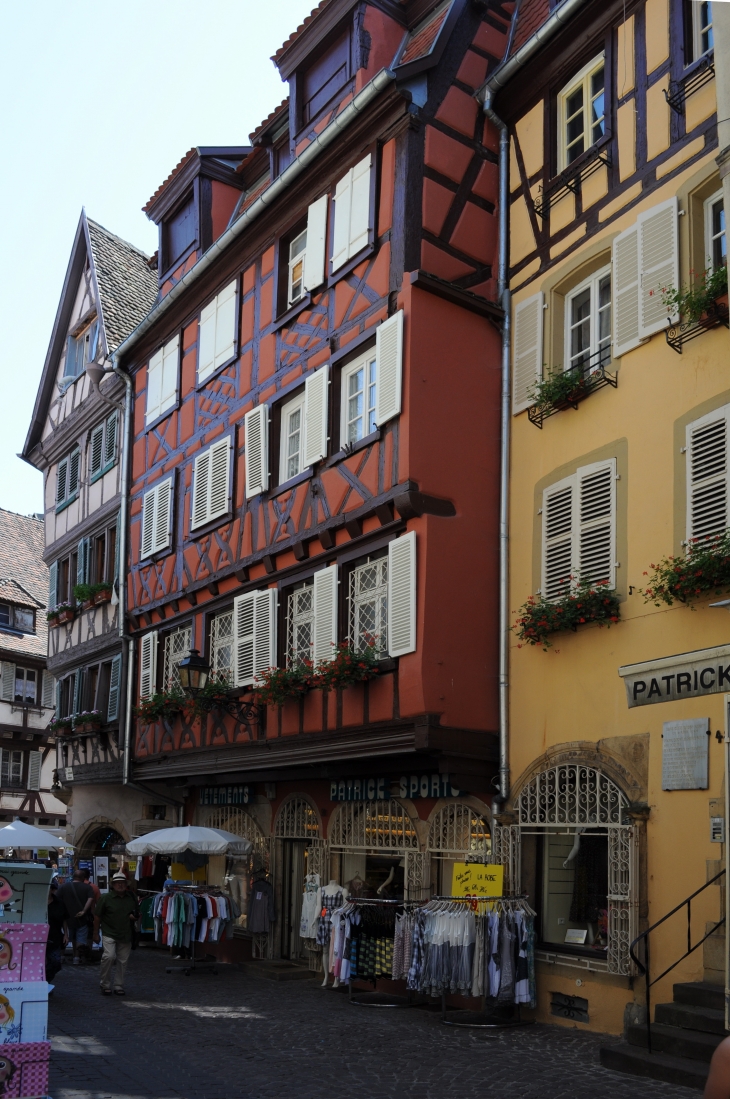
xmin=110 ymin=356 xmax=135 ymax=788
xmin=483 ymin=90 xmax=511 ymax=807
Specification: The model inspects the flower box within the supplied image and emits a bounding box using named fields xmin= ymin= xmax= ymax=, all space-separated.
xmin=72 ymin=722 xmax=102 ymax=734
xmin=48 ymin=720 xmax=73 ymax=736
xmin=94 ymin=587 xmax=113 ymax=605
xmin=80 ymin=599 xmax=95 ymax=612
xmin=512 ymin=580 xmax=621 ymax=650
xmin=56 ymin=609 xmax=75 ymax=624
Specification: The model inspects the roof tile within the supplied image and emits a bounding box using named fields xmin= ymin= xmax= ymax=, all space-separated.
xmin=272 ymin=0 xmax=334 ymax=65
xmin=86 ymin=220 xmax=159 ymax=354
xmin=0 ymin=511 xmax=48 ymax=661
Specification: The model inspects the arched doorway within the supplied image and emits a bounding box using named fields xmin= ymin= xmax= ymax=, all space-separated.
xmin=77 ymin=824 xmax=126 ymax=883
xmin=203 ymin=806 xmax=269 ymax=928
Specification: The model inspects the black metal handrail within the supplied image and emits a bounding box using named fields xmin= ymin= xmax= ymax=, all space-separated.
xmin=629 ymin=868 xmax=725 ymax=1053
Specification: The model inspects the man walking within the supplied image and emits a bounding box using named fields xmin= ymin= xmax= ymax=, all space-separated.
xmin=93 ymin=872 xmax=139 ymax=996
xmin=57 ymin=870 xmax=95 ymax=965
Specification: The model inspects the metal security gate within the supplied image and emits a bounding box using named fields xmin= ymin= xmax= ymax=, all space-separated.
xmin=328 ymin=800 xmax=427 ymax=900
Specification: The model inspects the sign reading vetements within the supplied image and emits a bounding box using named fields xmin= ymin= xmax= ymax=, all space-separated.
xmin=618 ymin=644 xmax=730 ymax=707
xmin=199 ymin=785 xmax=251 ymax=806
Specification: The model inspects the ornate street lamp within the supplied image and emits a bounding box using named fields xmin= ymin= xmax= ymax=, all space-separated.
xmin=178 ymin=650 xmax=210 ymax=697
xmin=178 ymin=649 xmax=260 ymax=732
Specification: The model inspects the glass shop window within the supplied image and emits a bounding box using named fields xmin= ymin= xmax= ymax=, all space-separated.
xmin=539 ymin=828 xmax=608 ymax=955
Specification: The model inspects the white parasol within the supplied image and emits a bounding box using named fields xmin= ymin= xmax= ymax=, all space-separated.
xmin=125 ymin=825 xmax=251 ymax=857
xmin=0 ymin=820 xmax=73 ymax=850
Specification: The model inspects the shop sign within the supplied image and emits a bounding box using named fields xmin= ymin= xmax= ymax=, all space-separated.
xmin=199 ymin=785 xmax=251 ymax=806
xmin=451 ymin=863 xmax=504 ymax=897
xmin=618 ymin=644 xmax=730 ymax=708
xmin=330 ymin=774 xmax=461 ymax=801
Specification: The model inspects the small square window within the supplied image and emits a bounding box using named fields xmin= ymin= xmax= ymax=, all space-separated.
xmin=279 ymin=392 xmax=306 ymax=484
xmin=14 ymin=668 xmax=36 ymax=705
xmin=557 ymin=55 xmax=605 ymax=172
xmin=13 ymin=608 xmax=35 ymax=633
xmin=349 ymin=555 xmax=388 ymax=655
xmin=0 ymin=606 xmax=9 ymax=628
xmin=340 ymin=347 xmax=377 ymax=446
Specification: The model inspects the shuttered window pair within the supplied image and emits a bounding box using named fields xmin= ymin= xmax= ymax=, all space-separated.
xmin=56 ymin=448 xmax=80 ymax=510
xmin=541 ymin=460 xmax=617 ymax=600
xmin=145 ymin=335 xmax=179 ymax=426
xmin=140 ymin=478 xmax=173 ymax=560
xmin=198 ymin=281 xmax=237 ymax=384
xmin=331 ymin=154 xmax=372 ymax=273
xmin=512 ymin=198 xmax=679 ymax=413
xmin=89 ymin=411 xmax=118 ymax=481
xmin=686 ymin=404 xmax=730 ymax=543
xmin=191 ymin=438 xmax=231 ymax=529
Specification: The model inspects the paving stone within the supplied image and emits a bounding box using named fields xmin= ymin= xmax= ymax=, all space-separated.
xmin=48 ymin=949 xmax=700 ymax=1099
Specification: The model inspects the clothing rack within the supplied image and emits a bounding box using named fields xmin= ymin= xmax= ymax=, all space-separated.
xmin=337 ymin=898 xmax=421 ymax=1008
xmin=157 ymin=884 xmax=229 ymax=976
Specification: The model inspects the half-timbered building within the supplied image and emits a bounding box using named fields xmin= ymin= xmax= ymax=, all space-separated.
xmin=116 ymin=0 xmax=512 ymax=960
xmin=22 ymin=212 xmax=161 ymax=865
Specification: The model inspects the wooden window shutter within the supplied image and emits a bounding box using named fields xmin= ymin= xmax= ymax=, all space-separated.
xmin=192 ymin=449 xmax=211 ymax=530
xmin=375 ymin=311 xmax=403 ymax=426
xmin=313 ymin=565 xmax=338 ymax=663
xmin=77 ymin=538 xmax=89 ymax=585
xmin=0 ymin=664 xmax=14 ymax=703
xmin=304 ymin=195 xmax=328 ymax=292
xmin=686 ymin=405 xmax=730 ymax=542
xmin=41 ymin=671 xmax=55 ymax=710
xmin=541 ymin=476 xmax=575 ymax=601
xmin=141 ymin=488 xmax=155 ymax=559
xmin=234 ymin=589 xmax=277 ymax=687
xmin=214 ymin=281 xmax=237 ymax=370
xmin=145 ymin=348 xmax=163 ymax=424
xmin=104 ymin=412 xmax=118 ymax=467
xmin=254 ymin=589 xmax=277 ymax=681
xmin=303 ymin=365 xmax=329 ymax=468
xmin=153 ymin=479 xmax=173 ymax=554
xmin=612 ymin=225 xmax=640 ymax=357
xmin=387 ymin=531 xmax=417 ymax=657
xmin=512 ymin=293 xmax=543 ymax=414
xmin=26 ymin=752 xmax=42 ymax=792
xmin=160 ymin=335 xmax=180 ymax=415
xmin=68 ymin=449 xmax=80 ymax=498
xmin=348 ymin=153 xmax=372 ymax=258
xmin=577 ymin=459 xmax=616 ymax=589
xmin=139 ymin=631 xmax=158 ymax=699
xmin=331 ymin=170 xmax=352 ymax=273
xmin=56 ymin=458 xmax=68 ymax=506
xmin=89 ymin=425 xmax=104 ymax=478
xmin=107 ymin=654 xmax=122 ymax=722
xmin=638 ymin=197 xmax=679 ymax=338
xmin=198 ymin=298 xmax=217 ymax=383
xmin=48 ymin=562 xmax=58 ymax=612
xmin=244 ymin=405 xmax=269 ymax=499
xmin=208 ymin=438 xmax=231 ymax=523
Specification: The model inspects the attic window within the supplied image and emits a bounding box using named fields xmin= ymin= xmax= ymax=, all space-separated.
xmin=64 ymin=319 xmax=98 ymax=380
xmin=0 ymin=604 xmax=35 ymax=634
xmin=300 ymin=29 xmax=351 ymax=128
xmin=162 ymin=193 xmax=196 ymax=272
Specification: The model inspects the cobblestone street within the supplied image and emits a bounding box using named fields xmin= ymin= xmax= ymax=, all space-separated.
xmin=48 ymin=948 xmax=701 ymax=1099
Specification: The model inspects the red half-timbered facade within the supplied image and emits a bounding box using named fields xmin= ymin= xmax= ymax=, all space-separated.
xmin=119 ymin=0 xmax=511 ymax=957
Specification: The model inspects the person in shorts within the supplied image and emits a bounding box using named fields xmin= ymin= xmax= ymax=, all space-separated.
xmin=58 ymin=870 xmax=95 ymax=965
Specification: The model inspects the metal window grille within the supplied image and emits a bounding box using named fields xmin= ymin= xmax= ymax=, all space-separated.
xmin=427 ymin=803 xmax=491 ymax=856
xmin=204 ymin=806 xmax=269 ymax=871
xmin=328 ymin=800 xmax=419 ymax=850
xmin=163 ymin=626 xmax=192 ymax=690
xmin=518 ymin=763 xmax=627 ymax=825
xmin=287 ymin=584 xmax=314 ymax=666
xmin=210 ymin=611 xmax=234 ymax=683
xmin=348 ymin=558 xmax=387 ymax=654
xmin=274 ymin=797 xmax=320 ymax=839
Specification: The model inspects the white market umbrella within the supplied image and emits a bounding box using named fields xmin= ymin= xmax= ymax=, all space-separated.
xmin=126 ymin=825 xmax=251 ymax=858
xmin=0 ymin=821 xmax=73 ymax=850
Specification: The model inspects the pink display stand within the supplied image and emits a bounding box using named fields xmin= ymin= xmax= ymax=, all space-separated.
xmin=0 ymin=1041 xmax=50 ymax=1097
xmin=0 ymin=927 xmax=47 ymax=986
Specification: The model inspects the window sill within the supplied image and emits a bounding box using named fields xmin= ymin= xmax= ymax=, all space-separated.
xmin=189 ymin=512 xmax=234 ymax=541
xmin=328 ymin=241 xmax=376 ymax=287
xmin=90 ymin=461 xmax=116 ymax=485
xmin=144 ymin=405 xmax=178 ymax=435
xmin=271 ymin=293 xmax=313 ymax=333
xmin=268 ymin=469 xmax=314 ymax=500
xmin=324 ymin=429 xmax=381 ymax=468
xmin=138 ymin=547 xmax=172 ymax=567
xmin=55 ymin=494 xmax=79 ymax=515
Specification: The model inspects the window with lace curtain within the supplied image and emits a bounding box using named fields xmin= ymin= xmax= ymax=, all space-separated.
xmin=163 ymin=626 xmax=192 ymax=690
xmin=286 ymin=582 xmax=314 ymax=666
xmin=348 ymin=554 xmax=387 ymax=654
xmin=210 ymin=611 xmax=234 ymax=682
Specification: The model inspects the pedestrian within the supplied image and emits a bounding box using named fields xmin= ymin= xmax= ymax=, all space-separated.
xmin=705 ymin=1035 xmax=730 ymax=1098
xmin=57 ymin=870 xmax=95 ymax=965
xmin=93 ymin=872 xmax=139 ymax=996
xmin=81 ymin=868 xmax=101 ymax=905
xmin=46 ymin=880 xmax=66 ymax=988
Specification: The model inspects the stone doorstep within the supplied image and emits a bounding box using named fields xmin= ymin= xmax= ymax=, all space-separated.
xmin=238 ymin=959 xmax=317 ymax=981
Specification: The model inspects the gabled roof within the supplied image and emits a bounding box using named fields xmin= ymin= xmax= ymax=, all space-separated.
xmin=143 ymin=147 xmax=250 ymax=223
xmin=272 ymin=0 xmax=334 ymax=65
xmin=21 ymin=210 xmax=157 ymax=465
xmin=249 ymin=99 xmax=290 ymax=146
xmin=0 ymin=511 xmax=47 ymax=661
xmin=0 ymin=580 xmax=44 ymax=610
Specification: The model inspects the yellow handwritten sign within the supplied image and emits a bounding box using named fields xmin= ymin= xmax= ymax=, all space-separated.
xmin=451 ymin=863 xmax=504 ymax=898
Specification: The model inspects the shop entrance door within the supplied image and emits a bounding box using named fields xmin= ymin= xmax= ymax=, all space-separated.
xmin=281 ymin=840 xmax=307 ymax=960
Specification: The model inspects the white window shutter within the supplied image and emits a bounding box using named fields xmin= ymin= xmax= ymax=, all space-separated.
xmin=541 ymin=476 xmax=575 ymax=601
xmin=191 ymin=449 xmax=211 ymax=530
xmin=48 ymin=562 xmax=58 ymax=612
xmin=234 ymin=589 xmax=277 ymax=687
xmin=146 ymin=348 xmax=163 ymax=425
xmin=198 ymin=299 xmax=217 ymax=383
xmin=41 ymin=671 xmax=55 ymax=710
xmin=303 ymin=365 xmax=329 ymax=468
xmin=107 ymin=654 xmax=122 ymax=722
xmin=254 ymin=589 xmax=277 ymax=680
xmin=512 ymin=293 xmax=543 ymax=414
xmin=348 ymin=153 xmax=372 ymax=258
xmin=331 ymin=171 xmax=352 ymax=273
xmin=1 ymin=664 xmax=14 ymax=703
xmin=686 ymin=406 xmax=730 ymax=542
xmin=26 ymin=752 xmax=42 ymax=792
xmin=160 ymin=335 xmax=179 ymax=415
xmin=577 ymin=459 xmax=616 ymax=589
xmin=313 ymin=566 xmax=338 ymax=663
xmin=104 ymin=411 xmax=118 ymax=467
xmin=208 ymin=439 xmax=231 ymax=522
xmin=638 ymin=197 xmax=679 ymax=338
xmin=139 ymin=631 xmax=158 ymax=700
xmin=387 ymin=531 xmax=417 ymax=657
xmin=375 ymin=312 xmax=403 ymax=425
xmin=153 ymin=479 xmax=173 ymax=554
xmin=304 ymin=195 xmax=328 ymax=292
xmin=244 ymin=405 xmax=269 ymax=499
xmin=89 ymin=425 xmax=104 ymax=477
xmin=141 ymin=488 xmax=155 ymax=559
xmin=214 ymin=281 xmax=237 ymax=370
xmin=612 ymin=225 xmax=641 ymax=357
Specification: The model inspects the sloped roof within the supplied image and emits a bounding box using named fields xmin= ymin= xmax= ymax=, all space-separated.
xmin=87 ymin=219 xmax=158 ymax=355
xmin=272 ymin=0 xmax=333 ymax=64
xmin=0 ymin=512 xmax=47 ymax=661
xmin=508 ymin=0 xmax=550 ymax=57
xmin=398 ymin=1 xmax=451 ymax=64
xmin=249 ymin=99 xmax=290 ymax=146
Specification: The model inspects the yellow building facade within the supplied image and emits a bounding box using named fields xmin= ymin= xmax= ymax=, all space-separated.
xmin=486 ymin=0 xmax=727 ymax=1039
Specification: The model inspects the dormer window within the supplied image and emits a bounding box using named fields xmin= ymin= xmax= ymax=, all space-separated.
xmin=162 ymin=192 xmax=196 ymax=273
xmin=0 ymin=604 xmax=35 ymax=634
xmin=299 ymin=28 xmax=351 ymax=130
xmin=64 ymin=319 xmax=98 ymax=380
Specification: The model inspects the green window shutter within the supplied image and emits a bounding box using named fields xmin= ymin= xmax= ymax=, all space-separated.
xmin=48 ymin=562 xmax=58 ymax=611
xmin=68 ymin=449 xmax=80 ymax=498
xmin=26 ymin=752 xmax=42 ymax=792
xmin=107 ymin=654 xmax=122 ymax=722
xmin=114 ymin=512 xmax=121 ymax=581
xmin=56 ymin=458 xmax=68 ymax=506
xmin=77 ymin=539 xmax=89 ymax=586
xmin=104 ymin=412 xmax=118 ymax=468
xmin=41 ymin=672 xmax=55 ymax=710
xmin=72 ymin=670 xmax=83 ymax=715
xmin=1 ymin=664 xmax=14 ymax=703
xmin=89 ymin=425 xmax=104 ymax=478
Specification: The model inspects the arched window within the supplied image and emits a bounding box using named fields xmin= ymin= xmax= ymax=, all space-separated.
xmin=274 ymin=797 xmax=320 ymax=840
xmin=427 ymin=802 xmax=490 ymax=855
xmin=518 ymin=763 xmax=628 ymax=825
xmin=204 ymin=806 xmax=268 ymax=861
xmin=328 ymin=800 xmax=418 ymax=849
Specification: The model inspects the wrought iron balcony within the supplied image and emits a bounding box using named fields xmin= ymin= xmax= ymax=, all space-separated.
xmin=533 ymin=147 xmax=611 ymax=220
xmin=665 ymin=297 xmax=729 ymax=353
xmin=664 ymin=57 xmax=715 ymax=115
xmin=527 ymin=348 xmax=617 ymax=429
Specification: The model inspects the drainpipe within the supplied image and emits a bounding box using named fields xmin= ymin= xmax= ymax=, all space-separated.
xmin=483 ymin=90 xmax=511 ymax=808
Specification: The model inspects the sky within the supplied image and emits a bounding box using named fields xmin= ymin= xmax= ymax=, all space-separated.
xmin=0 ymin=0 xmax=315 ymax=516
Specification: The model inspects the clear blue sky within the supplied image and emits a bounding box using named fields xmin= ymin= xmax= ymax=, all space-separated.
xmin=0 ymin=0 xmax=314 ymax=515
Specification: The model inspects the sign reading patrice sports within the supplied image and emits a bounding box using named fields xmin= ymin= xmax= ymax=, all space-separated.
xmin=330 ymin=774 xmax=461 ymax=801
xmin=199 ymin=785 xmax=251 ymax=807
xmin=618 ymin=644 xmax=730 ymax=707
xmin=451 ymin=863 xmax=504 ymax=898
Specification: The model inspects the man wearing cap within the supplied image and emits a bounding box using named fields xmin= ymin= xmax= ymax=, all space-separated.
xmin=93 ymin=873 xmax=139 ymax=996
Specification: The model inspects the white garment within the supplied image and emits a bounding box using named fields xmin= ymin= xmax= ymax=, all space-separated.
xmin=299 ymin=873 xmax=321 ymax=938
